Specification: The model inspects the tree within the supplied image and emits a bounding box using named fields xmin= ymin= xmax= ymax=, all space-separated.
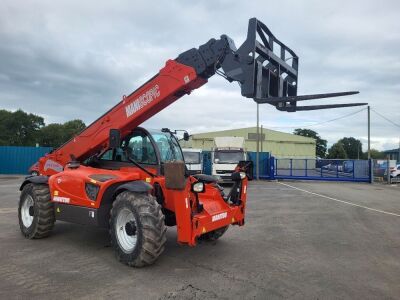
xmin=368 ymin=149 xmax=385 ymax=159
xmin=338 ymin=137 xmax=362 ymax=159
xmin=38 ymin=123 xmax=65 ymax=147
xmin=0 ymin=109 xmax=86 ymax=147
xmin=62 ymin=119 xmax=86 ymax=144
xmin=38 ymin=119 xmax=86 ymax=147
xmin=293 ymin=128 xmax=327 ymax=158
xmin=327 ymin=142 xmax=347 ymax=159
xmin=0 ymin=109 xmax=44 ymax=146
xmin=63 ymin=120 xmax=86 ymax=136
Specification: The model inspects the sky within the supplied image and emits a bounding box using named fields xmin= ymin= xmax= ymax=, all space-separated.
xmin=0 ymin=0 xmax=399 ymax=151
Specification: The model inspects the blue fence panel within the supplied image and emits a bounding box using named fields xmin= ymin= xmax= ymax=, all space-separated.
xmin=272 ymin=157 xmax=371 ymax=183
xmin=0 ymin=146 xmax=52 ymax=175
xmin=202 ymin=150 xmax=212 ymax=175
xmin=247 ymin=152 xmax=270 ymax=178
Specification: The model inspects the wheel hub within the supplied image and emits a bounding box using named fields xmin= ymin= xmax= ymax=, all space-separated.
xmin=21 ymin=195 xmax=34 ymax=228
xmin=125 ymin=221 xmax=136 ymax=236
xmin=115 ymin=208 xmax=138 ymax=253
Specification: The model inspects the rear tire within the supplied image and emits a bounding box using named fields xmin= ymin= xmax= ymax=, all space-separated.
xmin=110 ymin=191 xmax=167 ymax=267
xmin=199 ymin=226 xmax=229 ymax=241
xmin=18 ymin=183 xmax=55 ymax=239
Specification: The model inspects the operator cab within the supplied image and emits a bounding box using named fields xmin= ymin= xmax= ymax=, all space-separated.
xmin=90 ymin=127 xmax=184 ymax=175
xmin=90 ymin=127 xmax=220 ymax=185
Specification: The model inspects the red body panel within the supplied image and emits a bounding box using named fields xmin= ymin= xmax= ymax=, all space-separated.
xmin=48 ymin=164 xmax=247 ymax=245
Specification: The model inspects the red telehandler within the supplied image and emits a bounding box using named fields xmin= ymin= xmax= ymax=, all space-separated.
xmin=18 ymin=18 xmax=364 ymax=267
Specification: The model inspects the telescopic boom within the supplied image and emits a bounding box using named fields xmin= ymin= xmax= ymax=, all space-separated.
xmin=38 ymin=18 xmax=363 ymax=175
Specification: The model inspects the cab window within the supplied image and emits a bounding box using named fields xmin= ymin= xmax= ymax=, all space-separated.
xmin=120 ymin=132 xmax=157 ymax=165
xmin=150 ymin=131 xmax=184 ymax=162
xmin=100 ymin=149 xmax=113 ymax=161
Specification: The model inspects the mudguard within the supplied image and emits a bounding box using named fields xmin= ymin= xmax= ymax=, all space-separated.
xmin=19 ymin=175 xmax=49 ymax=191
xmin=115 ymin=180 xmax=153 ymax=195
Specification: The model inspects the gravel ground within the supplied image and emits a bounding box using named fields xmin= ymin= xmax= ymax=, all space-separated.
xmin=0 ymin=176 xmax=399 ymax=299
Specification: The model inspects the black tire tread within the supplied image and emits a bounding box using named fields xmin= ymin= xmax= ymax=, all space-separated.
xmin=19 ymin=183 xmax=55 ymax=239
xmin=110 ymin=192 xmax=167 ymax=267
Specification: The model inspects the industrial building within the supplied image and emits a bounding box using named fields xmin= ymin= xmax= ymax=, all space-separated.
xmin=383 ymin=148 xmax=400 ymax=162
xmin=180 ymin=127 xmax=316 ymax=158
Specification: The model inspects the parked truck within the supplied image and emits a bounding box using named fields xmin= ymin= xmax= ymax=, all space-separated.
xmin=182 ymin=148 xmax=203 ymax=175
xmin=212 ymin=137 xmax=248 ymax=181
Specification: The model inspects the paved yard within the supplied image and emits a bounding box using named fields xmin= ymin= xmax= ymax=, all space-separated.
xmin=0 ymin=176 xmax=399 ymax=299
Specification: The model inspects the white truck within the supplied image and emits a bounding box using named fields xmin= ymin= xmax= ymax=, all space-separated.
xmin=211 ymin=137 xmax=248 ymax=181
xmin=182 ymin=148 xmax=203 ymax=175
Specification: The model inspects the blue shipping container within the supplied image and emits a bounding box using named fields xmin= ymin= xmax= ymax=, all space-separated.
xmin=0 ymin=146 xmax=53 ymax=175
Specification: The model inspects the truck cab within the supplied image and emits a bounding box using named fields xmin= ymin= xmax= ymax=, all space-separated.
xmin=211 ymin=137 xmax=247 ymax=182
xmin=182 ymin=148 xmax=203 ymax=175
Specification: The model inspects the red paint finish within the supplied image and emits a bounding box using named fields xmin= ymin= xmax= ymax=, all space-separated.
xmin=47 ymin=163 xmax=248 ymax=245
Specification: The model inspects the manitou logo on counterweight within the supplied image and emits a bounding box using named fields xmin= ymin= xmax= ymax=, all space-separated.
xmin=125 ymin=85 xmax=160 ymax=118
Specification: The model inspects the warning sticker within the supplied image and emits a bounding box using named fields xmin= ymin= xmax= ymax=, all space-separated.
xmin=211 ymin=212 xmax=227 ymax=222
xmin=53 ymin=196 xmax=70 ymax=204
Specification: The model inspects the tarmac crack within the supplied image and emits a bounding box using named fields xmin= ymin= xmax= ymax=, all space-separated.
xmin=165 ymin=254 xmax=273 ymax=296
xmin=159 ymin=284 xmax=219 ymax=299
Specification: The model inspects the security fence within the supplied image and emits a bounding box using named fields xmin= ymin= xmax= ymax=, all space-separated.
xmin=269 ymin=157 xmax=371 ymax=182
xmin=373 ymin=159 xmax=400 ymax=184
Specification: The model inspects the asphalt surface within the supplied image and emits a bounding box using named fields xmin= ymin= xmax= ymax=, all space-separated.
xmin=0 ymin=176 xmax=399 ymax=299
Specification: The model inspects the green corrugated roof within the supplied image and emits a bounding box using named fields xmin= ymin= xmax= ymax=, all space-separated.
xmin=191 ymin=127 xmax=315 ymax=144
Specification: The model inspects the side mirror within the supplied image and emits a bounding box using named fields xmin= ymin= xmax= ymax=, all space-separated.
xmin=183 ymin=132 xmax=190 ymax=141
xmin=109 ymin=129 xmax=121 ymax=149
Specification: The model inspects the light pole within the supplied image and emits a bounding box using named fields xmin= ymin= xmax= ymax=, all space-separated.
xmin=368 ymin=105 xmax=371 ymax=159
xmin=398 ymin=137 xmax=400 ymax=163
xmin=256 ymin=103 xmax=259 ymax=180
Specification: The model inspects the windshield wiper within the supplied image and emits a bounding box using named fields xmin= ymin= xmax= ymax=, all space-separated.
xmin=126 ymin=157 xmax=157 ymax=178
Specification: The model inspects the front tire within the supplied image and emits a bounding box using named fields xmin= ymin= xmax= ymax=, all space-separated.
xmin=18 ymin=184 xmax=55 ymax=239
xmin=110 ymin=191 xmax=167 ymax=267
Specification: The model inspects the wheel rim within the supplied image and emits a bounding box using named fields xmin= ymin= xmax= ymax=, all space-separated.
xmin=21 ymin=195 xmax=34 ymax=228
xmin=115 ymin=208 xmax=138 ymax=253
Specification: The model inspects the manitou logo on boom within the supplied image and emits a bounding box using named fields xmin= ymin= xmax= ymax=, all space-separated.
xmin=125 ymin=85 xmax=160 ymax=118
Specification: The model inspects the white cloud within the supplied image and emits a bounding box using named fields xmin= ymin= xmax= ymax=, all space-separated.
xmin=0 ymin=0 xmax=399 ymax=151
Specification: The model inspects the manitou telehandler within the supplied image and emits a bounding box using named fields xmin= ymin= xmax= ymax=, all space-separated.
xmin=18 ymin=18 xmax=364 ymax=267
